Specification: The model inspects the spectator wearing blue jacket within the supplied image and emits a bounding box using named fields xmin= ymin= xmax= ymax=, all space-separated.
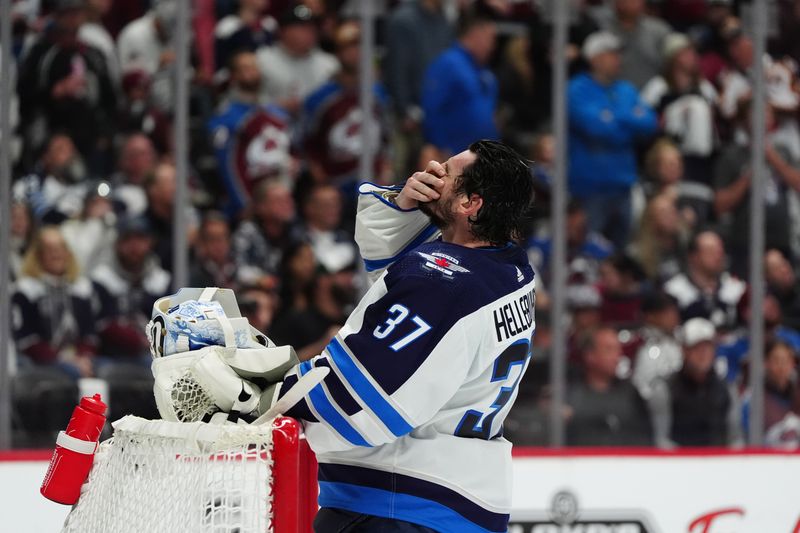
xmin=421 ymin=11 xmax=499 ymax=159
xmin=568 ymin=31 xmax=657 ymax=249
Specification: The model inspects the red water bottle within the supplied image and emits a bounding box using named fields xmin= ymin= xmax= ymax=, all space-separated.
xmin=41 ymin=394 xmax=107 ymax=505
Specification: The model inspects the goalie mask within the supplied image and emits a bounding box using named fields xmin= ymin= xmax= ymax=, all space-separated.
xmin=146 ymin=287 xmax=300 ymax=423
xmin=147 ymin=287 xmax=271 ymax=358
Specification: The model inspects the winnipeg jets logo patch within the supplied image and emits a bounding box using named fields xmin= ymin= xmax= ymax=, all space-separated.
xmin=417 ymin=251 xmax=470 ymax=278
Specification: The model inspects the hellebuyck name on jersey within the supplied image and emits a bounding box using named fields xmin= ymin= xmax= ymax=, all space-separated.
xmin=493 ymin=288 xmax=535 ymax=343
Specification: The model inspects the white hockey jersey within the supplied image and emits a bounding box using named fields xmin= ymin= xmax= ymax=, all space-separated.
xmin=282 ymin=183 xmax=536 ymax=533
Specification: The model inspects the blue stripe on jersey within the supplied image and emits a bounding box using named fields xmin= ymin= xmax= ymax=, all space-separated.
xmin=300 ymin=361 xmax=372 ymax=447
xmin=318 ymin=463 xmax=509 ymax=531
xmin=362 ymin=224 xmax=439 ymax=272
xmin=319 ymin=481 xmax=505 ymax=533
xmin=299 ymin=360 xmax=313 ymax=375
xmin=309 ymin=358 xmax=363 ymax=415
xmin=319 ymin=482 xmax=504 ymax=533
xmin=328 ymin=338 xmax=413 ymax=437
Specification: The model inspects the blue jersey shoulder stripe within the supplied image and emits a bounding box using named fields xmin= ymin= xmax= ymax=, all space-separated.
xmin=299 ymin=362 xmax=372 ymax=447
xmin=362 ymin=224 xmax=439 ymax=272
xmin=319 ymin=482 xmax=503 ymax=533
xmin=328 ymin=338 xmax=414 ymax=437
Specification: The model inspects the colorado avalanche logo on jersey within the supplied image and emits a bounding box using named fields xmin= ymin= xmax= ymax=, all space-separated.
xmin=417 ymin=251 xmax=470 ymax=279
xmin=231 ymin=109 xmax=291 ymax=192
xmin=304 ymin=82 xmax=388 ymax=181
xmin=328 ymin=107 xmax=380 ymax=161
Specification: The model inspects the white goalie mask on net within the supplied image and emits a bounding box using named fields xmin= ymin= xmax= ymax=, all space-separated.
xmin=147 ymin=287 xmax=273 ymax=358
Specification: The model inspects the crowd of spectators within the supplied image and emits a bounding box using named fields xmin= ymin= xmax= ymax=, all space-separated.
xmin=4 ymin=0 xmax=800 ymax=449
xmin=512 ymin=0 xmax=800 ymax=449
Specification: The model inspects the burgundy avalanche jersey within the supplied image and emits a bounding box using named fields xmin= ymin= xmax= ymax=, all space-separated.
xmin=208 ymin=100 xmax=292 ymax=214
xmin=301 ymin=81 xmax=390 ymax=183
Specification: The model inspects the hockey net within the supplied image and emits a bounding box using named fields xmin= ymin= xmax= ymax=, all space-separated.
xmin=61 ymin=415 xmax=317 ymax=533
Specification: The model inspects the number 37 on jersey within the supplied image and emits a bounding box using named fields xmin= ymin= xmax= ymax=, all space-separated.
xmin=371 ymin=302 xmax=531 ymax=440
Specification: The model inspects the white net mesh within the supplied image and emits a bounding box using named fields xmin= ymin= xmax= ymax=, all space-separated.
xmin=61 ymin=416 xmax=277 ymax=533
xmin=170 ymin=368 xmax=218 ymax=422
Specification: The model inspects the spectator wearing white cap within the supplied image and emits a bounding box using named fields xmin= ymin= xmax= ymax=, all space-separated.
xmin=594 ymin=0 xmax=671 ymax=88
xmin=648 ymin=317 xmax=739 ymax=448
xmin=567 ymin=31 xmax=657 ymax=250
xmin=641 ymin=32 xmax=719 ymax=184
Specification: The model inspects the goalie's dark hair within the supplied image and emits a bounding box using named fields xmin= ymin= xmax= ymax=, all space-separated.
xmin=454 ymin=140 xmax=534 ymax=245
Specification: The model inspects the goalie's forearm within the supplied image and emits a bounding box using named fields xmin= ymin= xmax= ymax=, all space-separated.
xmin=273 ymin=372 xmax=319 ymax=423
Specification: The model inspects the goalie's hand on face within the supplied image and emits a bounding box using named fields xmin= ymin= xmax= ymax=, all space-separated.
xmin=395 ymin=160 xmax=446 ymax=210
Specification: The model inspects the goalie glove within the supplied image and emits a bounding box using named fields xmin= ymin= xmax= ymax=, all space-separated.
xmin=146 ymin=287 xmax=300 ymax=422
xmin=151 ymin=345 xmax=263 ymax=422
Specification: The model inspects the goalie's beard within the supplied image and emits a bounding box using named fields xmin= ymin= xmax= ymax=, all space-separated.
xmin=419 ymin=195 xmax=456 ymax=231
